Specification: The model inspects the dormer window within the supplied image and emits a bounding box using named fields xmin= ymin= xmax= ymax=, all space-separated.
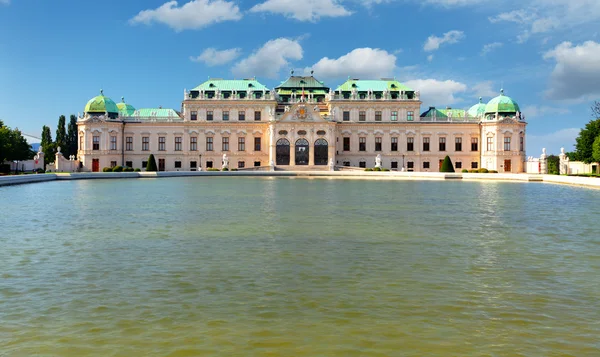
xmin=351 ymin=83 xmax=357 ymax=88
xmin=391 ymin=84 xmax=397 ymax=88
xmin=248 ymin=83 xmax=253 ymax=88
xmin=209 ymin=83 xmax=215 ymax=87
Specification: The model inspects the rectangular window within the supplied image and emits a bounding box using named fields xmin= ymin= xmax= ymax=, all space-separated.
xmin=375 ymin=111 xmax=382 ymax=121
xmin=407 ymin=137 xmax=414 ymax=151
xmin=238 ymin=111 xmax=245 ymax=121
xmin=254 ymin=137 xmax=261 ymax=151
xmin=407 ymin=111 xmax=414 ymax=121
xmin=407 ymin=161 xmax=414 ymax=171
xmin=343 ymin=137 xmax=350 ymax=151
xmin=223 ymin=111 xmax=229 ymax=121
xmin=359 ymin=111 xmax=366 ymax=121
xmin=238 ymin=137 xmax=245 ymax=151
xmin=222 ymin=137 xmax=229 ymax=151
xmin=471 ymin=138 xmax=478 ymax=151
xmin=439 ymin=137 xmax=446 ymax=151
xmin=504 ymin=137 xmax=511 ymax=151
xmin=158 ymin=159 xmax=165 ymax=172
xmin=206 ymin=137 xmax=213 ymax=151
xmin=343 ymin=161 xmax=350 ymax=167
xmin=359 ymin=137 xmax=366 ymax=151
xmin=175 ymin=137 xmax=182 ymax=151
xmin=125 ymin=161 xmax=132 ymax=168
xmin=343 ymin=111 xmax=350 ymax=121
xmin=93 ymin=136 xmax=100 ymax=150
xmin=207 ymin=111 xmax=213 ymax=121
xmin=359 ymin=161 xmax=366 ymax=168
xmin=254 ymin=161 xmax=261 ymax=167
xmin=456 ymin=162 xmax=462 ymax=169
xmin=110 ymin=161 xmax=117 ymax=168
xmin=238 ymin=161 xmax=245 ymax=169
xmin=391 ymin=111 xmax=398 ymax=121
xmin=190 ymin=137 xmax=197 ymax=151
xmin=126 ymin=137 xmax=133 ymax=151
xmin=190 ymin=161 xmax=197 ymax=170
xmin=142 ymin=137 xmax=150 ymax=151
xmin=110 ymin=136 xmax=117 ymax=150
xmin=174 ymin=161 xmax=182 ymax=169
xmin=520 ymin=136 xmax=524 ymax=152
xmin=423 ymin=161 xmax=430 ymax=169
xmin=487 ymin=137 xmax=494 ymax=151
xmin=455 ymin=137 xmax=462 ymax=152
xmin=391 ymin=161 xmax=398 ymax=169
xmin=375 ymin=137 xmax=382 ymax=151
xmin=191 ymin=111 xmax=197 ymax=121
xmin=391 ymin=137 xmax=398 ymax=151
xmin=79 ymin=135 xmax=83 ymax=150
xmin=158 ymin=137 xmax=166 ymax=151
xmin=471 ymin=162 xmax=478 ymax=169
xmin=254 ymin=111 xmax=261 ymax=121
xmin=423 ymin=137 xmax=430 ymax=152
xmin=142 ymin=161 xmax=148 ymax=168
xmin=206 ymin=161 xmax=213 ymax=168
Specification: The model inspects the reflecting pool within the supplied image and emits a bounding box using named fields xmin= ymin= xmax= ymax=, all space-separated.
xmin=1 ymin=178 xmax=600 ymax=356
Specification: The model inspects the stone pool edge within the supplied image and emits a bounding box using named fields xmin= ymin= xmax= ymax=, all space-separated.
xmin=1 ymin=171 xmax=599 ymax=189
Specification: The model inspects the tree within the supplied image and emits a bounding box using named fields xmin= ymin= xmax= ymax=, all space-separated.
xmin=593 ymin=136 xmax=600 ymax=163
xmin=440 ymin=155 xmax=455 ymax=173
xmin=146 ymin=154 xmax=157 ymax=171
xmin=573 ymin=118 xmax=600 ymax=163
xmin=55 ymin=115 xmax=66 ymax=152
xmin=40 ymin=125 xmax=55 ymax=166
xmin=547 ymin=155 xmax=560 ymax=175
xmin=593 ymin=101 xmax=600 ymax=119
xmin=66 ymin=114 xmax=78 ymax=157
xmin=0 ymin=121 xmax=34 ymax=164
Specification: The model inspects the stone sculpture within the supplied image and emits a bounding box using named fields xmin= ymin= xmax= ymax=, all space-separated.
xmin=375 ymin=154 xmax=382 ymax=168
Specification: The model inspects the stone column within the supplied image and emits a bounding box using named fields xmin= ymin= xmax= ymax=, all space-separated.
xmin=308 ymin=142 xmax=315 ymax=166
xmin=559 ymin=147 xmax=568 ymax=175
xmin=289 ymin=144 xmax=295 ymax=166
xmin=540 ymin=148 xmax=548 ymax=174
xmin=268 ymin=124 xmax=275 ymax=166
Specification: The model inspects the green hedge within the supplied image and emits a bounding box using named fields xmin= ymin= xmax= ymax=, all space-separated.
xmin=146 ymin=154 xmax=157 ymax=172
xmin=112 ymin=166 xmax=123 ymax=172
xmin=102 ymin=167 xmax=112 ymax=172
xmin=461 ymin=169 xmax=468 ymax=173
xmin=123 ymin=167 xmax=134 ymax=172
xmin=207 ymin=168 xmax=220 ymax=171
xmin=478 ymin=168 xmax=489 ymax=173
xmin=134 ymin=168 xmax=141 ymax=172
xmin=364 ymin=168 xmax=373 ymax=171
xmin=440 ymin=156 xmax=455 ymax=173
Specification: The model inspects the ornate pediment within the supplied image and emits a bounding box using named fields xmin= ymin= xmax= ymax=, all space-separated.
xmin=500 ymin=117 xmax=518 ymax=124
xmin=278 ymin=103 xmax=328 ymax=123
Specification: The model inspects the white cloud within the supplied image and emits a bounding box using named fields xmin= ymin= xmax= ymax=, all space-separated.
xmin=521 ymin=105 xmax=570 ymax=118
xmin=471 ymin=81 xmax=497 ymax=98
xmin=423 ymin=30 xmax=465 ymax=52
xmin=481 ymin=42 xmax=503 ymax=55
xmin=129 ymin=0 xmax=242 ymax=31
xmin=249 ymin=0 xmax=351 ymax=22
xmin=190 ymin=48 xmax=241 ymax=66
xmin=543 ymin=41 xmax=600 ymax=101
xmin=232 ymin=38 xmax=303 ymax=79
xmin=360 ymin=0 xmax=484 ymax=7
xmin=527 ymin=128 xmax=579 ymax=156
xmin=404 ymin=79 xmax=468 ymax=107
xmin=427 ymin=55 xmax=434 ymax=62
xmin=307 ymin=48 xmax=396 ymax=79
xmin=488 ymin=9 xmax=534 ymax=24
xmin=0 ymin=0 xmax=10 ymax=5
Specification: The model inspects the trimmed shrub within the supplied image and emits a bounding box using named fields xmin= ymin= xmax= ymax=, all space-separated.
xmin=124 ymin=167 xmax=134 ymax=172
xmin=489 ymin=170 xmax=498 ymax=173
xmin=440 ymin=156 xmax=455 ymax=173
xmin=231 ymin=168 xmax=238 ymax=171
xmin=134 ymin=168 xmax=141 ymax=172
xmin=112 ymin=166 xmax=123 ymax=172
xmin=468 ymin=169 xmax=477 ymax=173
xmin=373 ymin=167 xmax=382 ymax=171
xmin=102 ymin=167 xmax=112 ymax=172
xmin=207 ymin=168 xmax=220 ymax=171
xmin=146 ymin=154 xmax=157 ymax=172
xmin=364 ymin=168 xmax=373 ymax=171
xmin=461 ymin=169 xmax=468 ymax=173
xmin=382 ymin=168 xmax=390 ymax=172
xmin=222 ymin=168 xmax=229 ymax=171
xmin=478 ymin=168 xmax=489 ymax=173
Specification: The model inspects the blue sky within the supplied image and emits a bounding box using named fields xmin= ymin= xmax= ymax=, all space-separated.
xmin=1 ymin=0 xmax=599 ymax=155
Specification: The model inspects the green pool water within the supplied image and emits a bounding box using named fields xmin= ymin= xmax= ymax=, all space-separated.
xmin=1 ymin=178 xmax=599 ymax=356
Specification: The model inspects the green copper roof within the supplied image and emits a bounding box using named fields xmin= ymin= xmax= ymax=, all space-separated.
xmin=192 ymin=79 xmax=269 ymax=92
xmin=116 ymin=97 xmax=136 ymax=116
xmin=84 ymin=90 xmax=119 ymax=114
xmin=439 ymin=108 xmax=468 ymax=118
xmin=277 ymin=89 xmax=329 ymax=95
xmin=127 ymin=108 xmax=182 ymax=119
xmin=336 ymin=79 xmax=413 ymax=92
xmin=276 ymin=75 xmax=329 ymax=89
xmin=420 ymin=107 xmax=448 ymax=118
xmin=467 ymin=97 xmax=487 ymax=117
xmin=485 ymin=90 xmax=520 ymax=113
xmin=420 ymin=107 xmax=470 ymax=119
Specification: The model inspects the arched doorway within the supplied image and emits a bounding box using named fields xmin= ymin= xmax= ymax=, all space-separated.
xmin=295 ymin=138 xmax=309 ymax=165
xmin=276 ymin=138 xmax=290 ymax=165
xmin=314 ymin=138 xmax=328 ymax=165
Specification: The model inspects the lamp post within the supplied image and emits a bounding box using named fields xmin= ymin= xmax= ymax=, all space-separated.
xmin=402 ymin=154 xmax=405 ymax=171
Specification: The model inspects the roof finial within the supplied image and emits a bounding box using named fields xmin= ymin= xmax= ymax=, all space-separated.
xmin=479 ymin=96 xmax=483 ymax=103
xmin=310 ymin=70 xmax=314 ymax=75
xmin=500 ymin=88 xmax=504 ymax=95
xmin=121 ymin=96 xmax=125 ymax=103
xmin=100 ymin=89 xmax=104 ymax=96
xmin=291 ymin=69 xmax=294 ymax=75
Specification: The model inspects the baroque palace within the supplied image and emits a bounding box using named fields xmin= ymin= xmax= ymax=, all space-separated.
xmin=77 ymin=74 xmax=527 ymax=172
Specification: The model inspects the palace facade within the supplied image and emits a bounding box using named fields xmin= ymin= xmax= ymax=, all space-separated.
xmin=77 ymin=75 xmax=527 ymax=172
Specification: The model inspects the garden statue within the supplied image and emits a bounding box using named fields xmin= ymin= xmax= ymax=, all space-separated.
xmin=375 ymin=154 xmax=382 ymax=168
xmin=222 ymin=154 xmax=229 ymax=169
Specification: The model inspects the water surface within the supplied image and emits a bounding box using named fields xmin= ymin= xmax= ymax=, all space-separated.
xmin=1 ymin=178 xmax=599 ymax=356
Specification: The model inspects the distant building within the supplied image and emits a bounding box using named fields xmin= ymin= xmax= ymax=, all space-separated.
xmin=77 ymin=75 xmax=527 ymax=172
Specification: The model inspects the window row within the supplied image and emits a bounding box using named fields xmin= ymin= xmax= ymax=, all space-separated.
xmin=92 ymin=136 xmax=262 ymax=152
xmin=190 ymin=110 xmax=262 ymax=121
xmin=341 ymin=137 xmax=480 ymax=152
xmin=352 ymin=161 xmax=479 ymax=171
xmin=342 ymin=110 xmax=414 ymax=122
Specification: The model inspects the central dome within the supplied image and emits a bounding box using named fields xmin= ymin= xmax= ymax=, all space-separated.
xmin=84 ymin=90 xmax=119 ymax=114
xmin=485 ymin=89 xmax=520 ymax=114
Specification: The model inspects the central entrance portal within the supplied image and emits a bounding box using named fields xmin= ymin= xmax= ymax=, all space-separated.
xmin=295 ymin=138 xmax=309 ymax=165
xmin=276 ymin=138 xmax=290 ymax=165
xmin=314 ymin=139 xmax=328 ymax=165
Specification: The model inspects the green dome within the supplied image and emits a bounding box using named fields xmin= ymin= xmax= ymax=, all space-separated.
xmin=468 ymin=97 xmax=486 ymax=117
xmin=485 ymin=89 xmax=520 ymax=114
xmin=116 ymin=96 xmax=136 ymax=116
xmin=84 ymin=90 xmax=119 ymax=114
